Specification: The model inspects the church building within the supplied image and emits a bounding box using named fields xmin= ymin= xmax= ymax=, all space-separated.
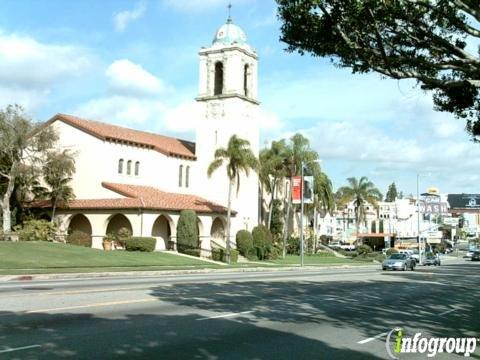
xmin=43 ymin=17 xmax=260 ymax=255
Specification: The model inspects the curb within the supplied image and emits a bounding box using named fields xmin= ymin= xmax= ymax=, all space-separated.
xmin=0 ymin=263 xmax=378 ymax=282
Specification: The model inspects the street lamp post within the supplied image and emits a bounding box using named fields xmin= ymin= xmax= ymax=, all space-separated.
xmin=300 ymin=161 xmax=305 ymax=267
xmin=417 ymin=173 xmax=422 ymax=264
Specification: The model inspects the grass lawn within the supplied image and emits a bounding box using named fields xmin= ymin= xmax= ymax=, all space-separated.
xmin=268 ymin=254 xmax=375 ymax=266
xmin=0 ymin=241 xmax=221 ymax=274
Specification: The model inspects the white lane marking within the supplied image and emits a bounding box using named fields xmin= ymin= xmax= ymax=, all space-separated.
xmin=196 ymin=310 xmax=253 ymax=321
xmin=439 ymin=308 xmax=457 ymax=316
xmin=0 ymin=345 xmax=41 ymax=353
xmin=357 ymin=331 xmax=390 ymax=344
xmin=25 ymin=298 xmax=156 ymax=313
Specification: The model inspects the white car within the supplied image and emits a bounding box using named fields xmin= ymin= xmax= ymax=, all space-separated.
xmin=339 ymin=244 xmax=356 ymax=251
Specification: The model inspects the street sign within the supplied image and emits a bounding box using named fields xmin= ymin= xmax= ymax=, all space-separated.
xmin=443 ymin=218 xmax=459 ymax=226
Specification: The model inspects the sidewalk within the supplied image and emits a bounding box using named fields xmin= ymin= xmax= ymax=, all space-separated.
xmin=0 ymin=263 xmax=378 ymax=282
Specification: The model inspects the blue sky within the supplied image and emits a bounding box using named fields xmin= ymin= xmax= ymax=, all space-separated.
xmin=1 ymin=0 xmax=479 ymax=196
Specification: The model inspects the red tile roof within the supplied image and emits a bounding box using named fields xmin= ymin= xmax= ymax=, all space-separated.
xmin=46 ymin=113 xmax=196 ymax=160
xmin=33 ymin=182 xmax=229 ymax=214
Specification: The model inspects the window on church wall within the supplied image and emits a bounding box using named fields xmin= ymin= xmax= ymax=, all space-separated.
xmin=127 ymin=160 xmax=132 ymax=175
xmin=185 ymin=166 xmax=190 ymax=188
xmin=135 ymin=161 xmax=140 ymax=176
xmin=118 ymin=159 xmax=124 ymax=174
xmin=179 ymin=165 xmax=183 ymax=187
xmin=214 ymin=62 xmax=223 ymax=95
xmin=244 ymin=64 xmax=249 ymax=97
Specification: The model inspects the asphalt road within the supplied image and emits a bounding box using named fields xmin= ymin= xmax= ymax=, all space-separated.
xmin=0 ymin=260 xmax=479 ymax=359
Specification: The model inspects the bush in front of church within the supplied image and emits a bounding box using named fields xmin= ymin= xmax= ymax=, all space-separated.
xmin=176 ymin=210 xmax=199 ymax=254
xmin=252 ymin=225 xmax=274 ymax=260
xmin=66 ymin=230 xmax=92 ymax=247
xmin=124 ymin=237 xmax=156 ymax=252
xmin=236 ymin=230 xmax=253 ymax=256
xmin=15 ymin=219 xmax=57 ymax=242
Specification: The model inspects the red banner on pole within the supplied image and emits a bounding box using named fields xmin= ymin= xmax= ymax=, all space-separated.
xmin=292 ymin=176 xmax=302 ymax=204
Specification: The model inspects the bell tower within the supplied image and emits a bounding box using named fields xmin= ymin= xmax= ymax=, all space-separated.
xmin=195 ymin=15 xmax=260 ymax=234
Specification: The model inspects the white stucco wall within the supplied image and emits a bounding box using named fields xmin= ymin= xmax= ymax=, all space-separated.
xmin=52 ymin=120 xmax=197 ymax=200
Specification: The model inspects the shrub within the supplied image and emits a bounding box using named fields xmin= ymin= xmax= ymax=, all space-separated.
xmin=386 ymin=248 xmax=398 ymax=256
xmin=246 ymin=247 xmax=258 ymax=261
xmin=236 ymin=230 xmax=253 ymax=256
xmin=230 ymin=249 xmax=238 ymax=264
xmin=252 ymin=225 xmax=275 ymax=260
xmin=357 ymin=244 xmax=373 ymax=256
xmin=66 ymin=230 xmax=92 ymax=247
xmin=115 ymin=227 xmax=132 ymax=247
xmin=15 ymin=219 xmax=56 ymax=242
xmin=286 ymin=236 xmax=300 ymax=255
xmin=124 ymin=237 xmax=156 ymax=252
xmin=212 ymin=248 xmax=223 ymax=261
xmin=176 ymin=210 xmax=198 ymax=254
xmin=183 ymin=248 xmax=201 ymax=257
xmin=312 ymin=251 xmax=336 ymax=257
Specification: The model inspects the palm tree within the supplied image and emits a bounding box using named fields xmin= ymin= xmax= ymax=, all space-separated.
xmin=281 ymin=133 xmax=321 ymax=257
xmin=259 ymin=140 xmax=287 ymax=230
xmin=207 ymin=135 xmax=258 ymax=264
xmin=336 ymin=176 xmax=382 ymax=244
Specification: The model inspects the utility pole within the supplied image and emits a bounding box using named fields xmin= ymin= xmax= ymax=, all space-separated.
xmin=300 ymin=162 xmax=304 ymax=267
xmin=417 ymin=173 xmax=422 ymax=265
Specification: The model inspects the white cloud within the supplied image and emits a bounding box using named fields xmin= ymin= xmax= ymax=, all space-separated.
xmin=0 ymin=30 xmax=92 ymax=112
xmin=106 ymin=59 xmax=165 ymax=97
xmin=163 ymin=101 xmax=202 ymax=132
xmin=74 ymin=95 xmax=167 ymax=127
xmin=114 ymin=1 xmax=146 ymax=32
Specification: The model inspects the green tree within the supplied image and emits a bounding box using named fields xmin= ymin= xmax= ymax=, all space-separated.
xmin=337 ymin=177 xmax=382 ymax=243
xmin=37 ymin=150 xmax=76 ymax=222
xmin=0 ymin=105 xmax=58 ymax=233
xmin=385 ymin=182 xmax=398 ymax=202
xmin=277 ymin=0 xmax=480 ymax=141
xmin=176 ymin=210 xmax=198 ymax=254
xmin=281 ymin=133 xmax=333 ymax=257
xmin=207 ymin=135 xmax=258 ymax=264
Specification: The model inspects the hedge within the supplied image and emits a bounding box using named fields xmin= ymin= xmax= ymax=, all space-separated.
xmin=211 ymin=248 xmax=238 ymax=264
xmin=124 ymin=237 xmax=156 ymax=252
xmin=66 ymin=230 xmax=92 ymax=247
xmin=15 ymin=219 xmax=56 ymax=242
xmin=236 ymin=230 xmax=253 ymax=256
xmin=176 ymin=210 xmax=199 ymax=254
xmin=183 ymin=248 xmax=201 ymax=257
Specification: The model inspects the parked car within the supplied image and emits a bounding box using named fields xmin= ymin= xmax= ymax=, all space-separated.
xmin=410 ymin=249 xmax=420 ymax=264
xmin=464 ymin=251 xmax=474 ymax=259
xmin=424 ymin=254 xmax=441 ymax=266
xmin=339 ymin=244 xmax=356 ymax=251
xmin=382 ymin=253 xmax=416 ymax=271
xmin=471 ymin=251 xmax=480 ymax=261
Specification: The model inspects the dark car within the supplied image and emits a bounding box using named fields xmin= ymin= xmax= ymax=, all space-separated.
xmin=424 ymin=254 xmax=441 ymax=266
xmin=382 ymin=253 xmax=416 ymax=271
xmin=471 ymin=251 xmax=480 ymax=261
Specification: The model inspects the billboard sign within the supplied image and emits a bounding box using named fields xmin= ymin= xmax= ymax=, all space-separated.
xmin=419 ymin=201 xmax=448 ymax=214
xmin=292 ymin=176 xmax=314 ymax=204
xmin=292 ymin=176 xmax=302 ymax=204
xmin=303 ymin=176 xmax=314 ymax=204
xmin=447 ymin=194 xmax=480 ymax=210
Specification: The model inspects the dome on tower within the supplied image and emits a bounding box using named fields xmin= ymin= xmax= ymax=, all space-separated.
xmin=212 ymin=18 xmax=247 ymax=46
